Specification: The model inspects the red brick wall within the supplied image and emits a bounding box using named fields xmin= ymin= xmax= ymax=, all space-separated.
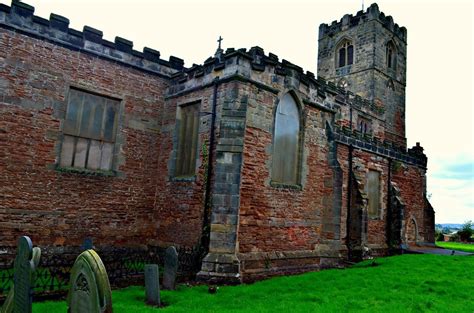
xmin=336 ymin=145 xmax=389 ymax=248
xmin=0 ymin=28 xmax=173 ymax=247
xmin=154 ymin=87 xmax=215 ymax=247
xmin=391 ymin=162 xmax=427 ymax=243
xmin=238 ymin=86 xmax=335 ymax=253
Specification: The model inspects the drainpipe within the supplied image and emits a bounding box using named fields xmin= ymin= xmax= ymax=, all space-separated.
xmin=346 ymin=145 xmax=353 ymax=259
xmin=386 ymin=157 xmax=392 ymax=251
xmin=346 ymin=100 xmax=353 ymax=259
xmin=201 ymin=77 xmax=219 ymax=249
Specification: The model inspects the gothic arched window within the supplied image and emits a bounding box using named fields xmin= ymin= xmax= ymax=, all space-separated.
xmin=272 ymin=93 xmax=301 ymax=185
xmin=386 ymin=41 xmax=397 ymax=70
xmin=336 ymin=40 xmax=354 ymax=68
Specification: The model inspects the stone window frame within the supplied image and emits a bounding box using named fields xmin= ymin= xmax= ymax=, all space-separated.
xmin=357 ymin=116 xmax=372 ymax=135
xmin=335 ymin=38 xmax=354 ymax=68
xmin=170 ymin=99 xmax=202 ymax=181
xmin=366 ymin=168 xmax=383 ymax=220
xmin=270 ymin=91 xmax=305 ymax=190
xmin=385 ymin=40 xmax=397 ymax=71
xmin=56 ymin=86 xmax=124 ymax=177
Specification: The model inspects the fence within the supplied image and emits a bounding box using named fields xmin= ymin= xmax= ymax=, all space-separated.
xmin=0 ymin=244 xmax=207 ymax=301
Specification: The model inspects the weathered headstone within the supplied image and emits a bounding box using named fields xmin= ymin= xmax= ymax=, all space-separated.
xmin=162 ymin=246 xmax=178 ymax=290
xmin=67 ymin=249 xmax=113 ymax=313
xmin=144 ymin=264 xmax=160 ymax=306
xmin=0 ymin=236 xmax=41 ymax=313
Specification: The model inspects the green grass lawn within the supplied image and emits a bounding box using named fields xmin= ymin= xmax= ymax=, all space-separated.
xmin=436 ymin=241 xmax=474 ymax=253
xmin=32 ymin=254 xmax=474 ymax=313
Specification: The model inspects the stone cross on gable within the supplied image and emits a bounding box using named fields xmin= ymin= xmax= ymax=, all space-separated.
xmin=215 ymin=36 xmax=224 ymax=60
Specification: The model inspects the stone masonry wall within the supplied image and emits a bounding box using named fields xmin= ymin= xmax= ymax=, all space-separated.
xmin=0 ymin=26 xmax=174 ymax=247
xmin=318 ymin=3 xmax=407 ymax=147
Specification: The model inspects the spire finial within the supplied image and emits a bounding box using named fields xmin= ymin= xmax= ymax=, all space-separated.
xmin=217 ymin=36 xmax=223 ymax=50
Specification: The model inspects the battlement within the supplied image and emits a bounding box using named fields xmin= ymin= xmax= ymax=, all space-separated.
xmin=318 ymin=3 xmax=407 ymax=43
xmin=0 ymin=1 xmax=185 ymax=77
xmin=331 ymin=124 xmax=426 ymax=168
xmin=169 ymin=45 xmax=383 ymax=116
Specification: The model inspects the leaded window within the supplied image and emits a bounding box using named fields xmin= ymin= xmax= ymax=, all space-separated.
xmin=175 ymin=102 xmax=200 ymax=177
xmin=337 ymin=40 xmax=354 ymax=68
xmin=272 ymin=94 xmax=300 ymax=185
xmin=386 ymin=41 xmax=396 ymax=70
xmin=60 ymin=88 xmax=119 ymax=171
xmin=367 ymin=170 xmax=381 ymax=218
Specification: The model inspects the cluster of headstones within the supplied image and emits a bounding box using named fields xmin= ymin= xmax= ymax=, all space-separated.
xmin=0 ymin=236 xmax=179 ymax=312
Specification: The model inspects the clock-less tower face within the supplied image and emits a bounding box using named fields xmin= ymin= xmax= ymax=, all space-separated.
xmin=317 ymin=3 xmax=407 ymax=147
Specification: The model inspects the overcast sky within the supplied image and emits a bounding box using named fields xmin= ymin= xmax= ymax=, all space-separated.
xmin=2 ymin=0 xmax=473 ymax=224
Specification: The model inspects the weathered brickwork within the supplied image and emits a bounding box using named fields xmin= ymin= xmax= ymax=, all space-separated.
xmin=391 ymin=163 xmax=429 ymax=244
xmin=0 ymin=27 xmax=169 ymax=247
xmin=237 ymin=85 xmax=338 ymax=278
xmin=1 ymin=1 xmax=435 ymax=284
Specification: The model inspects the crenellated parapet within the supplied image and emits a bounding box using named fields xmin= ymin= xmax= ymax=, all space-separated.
xmin=318 ymin=3 xmax=407 ymax=43
xmin=330 ymin=124 xmax=427 ymax=168
xmin=167 ymin=46 xmax=383 ymax=116
xmin=0 ymin=1 xmax=184 ymax=77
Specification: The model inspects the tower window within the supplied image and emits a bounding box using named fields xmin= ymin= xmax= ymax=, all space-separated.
xmin=336 ymin=40 xmax=354 ymax=68
xmin=386 ymin=41 xmax=397 ymax=70
xmin=358 ymin=117 xmax=371 ymax=135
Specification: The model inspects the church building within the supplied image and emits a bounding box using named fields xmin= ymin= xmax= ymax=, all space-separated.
xmin=0 ymin=1 xmax=435 ymax=283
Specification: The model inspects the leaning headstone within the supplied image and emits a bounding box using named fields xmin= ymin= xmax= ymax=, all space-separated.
xmin=162 ymin=246 xmax=178 ymax=290
xmin=67 ymin=250 xmax=113 ymax=313
xmin=1 ymin=236 xmax=41 ymax=313
xmin=144 ymin=264 xmax=160 ymax=306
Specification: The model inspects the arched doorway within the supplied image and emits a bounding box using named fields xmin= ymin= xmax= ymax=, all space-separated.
xmin=406 ymin=218 xmax=418 ymax=246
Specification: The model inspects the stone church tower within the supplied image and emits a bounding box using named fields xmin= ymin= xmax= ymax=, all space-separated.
xmin=317 ymin=3 xmax=407 ymax=147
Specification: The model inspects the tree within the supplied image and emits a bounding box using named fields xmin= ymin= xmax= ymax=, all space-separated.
xmin=457 ymin=220 xmax=473 ymax=242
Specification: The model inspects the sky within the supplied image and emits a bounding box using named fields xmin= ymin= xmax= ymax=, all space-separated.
xmin=2 ymin=0 xmax=473 ymax=223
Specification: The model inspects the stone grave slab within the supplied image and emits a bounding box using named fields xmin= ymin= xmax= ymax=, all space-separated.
xmin=163 ymin=246 xmax=178 ymax=290
xmin=144 ymin=264 xmax=160 ymax=306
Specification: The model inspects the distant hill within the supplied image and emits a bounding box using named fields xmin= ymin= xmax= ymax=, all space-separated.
xmin=438 ymin=223 xmax=463 ymax=228
xmin=435 ymin=223 xmax=473 ymax=230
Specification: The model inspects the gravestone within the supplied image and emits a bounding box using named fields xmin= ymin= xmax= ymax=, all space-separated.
xmin=0 ymin=236 xmax=41 ymax=313
xmin=162 ymin=246 xmax=178 ymax=290
xmin=144 ymin=264 xmax=160 ymax=306
xmin=67 ymin=249 xmax=113 ymax=313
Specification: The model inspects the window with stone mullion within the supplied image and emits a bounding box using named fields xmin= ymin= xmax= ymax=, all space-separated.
xmin=60 ymin=89 xmax=118 ymax=171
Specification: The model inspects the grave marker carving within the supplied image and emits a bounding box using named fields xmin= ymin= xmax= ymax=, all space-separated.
xmin=67 ymin=249 xmax=113 ymax=313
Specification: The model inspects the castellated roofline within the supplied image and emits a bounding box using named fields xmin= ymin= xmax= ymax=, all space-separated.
xmin=168 ymin=46 xmax=384 ymax=117
xmin=318 ymin=3 xmax=407 ymax=43
xmin=167 ymin=45 xmax=426 ymax=168
xmin=0 ymin=1 xmax=185 ymax=77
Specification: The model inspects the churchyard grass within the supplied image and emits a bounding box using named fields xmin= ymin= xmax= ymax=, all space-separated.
xmin=32 ymin=254 xmax=474 ymax=312
xmin=436 ymin=241 xmax=474 ymax=253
